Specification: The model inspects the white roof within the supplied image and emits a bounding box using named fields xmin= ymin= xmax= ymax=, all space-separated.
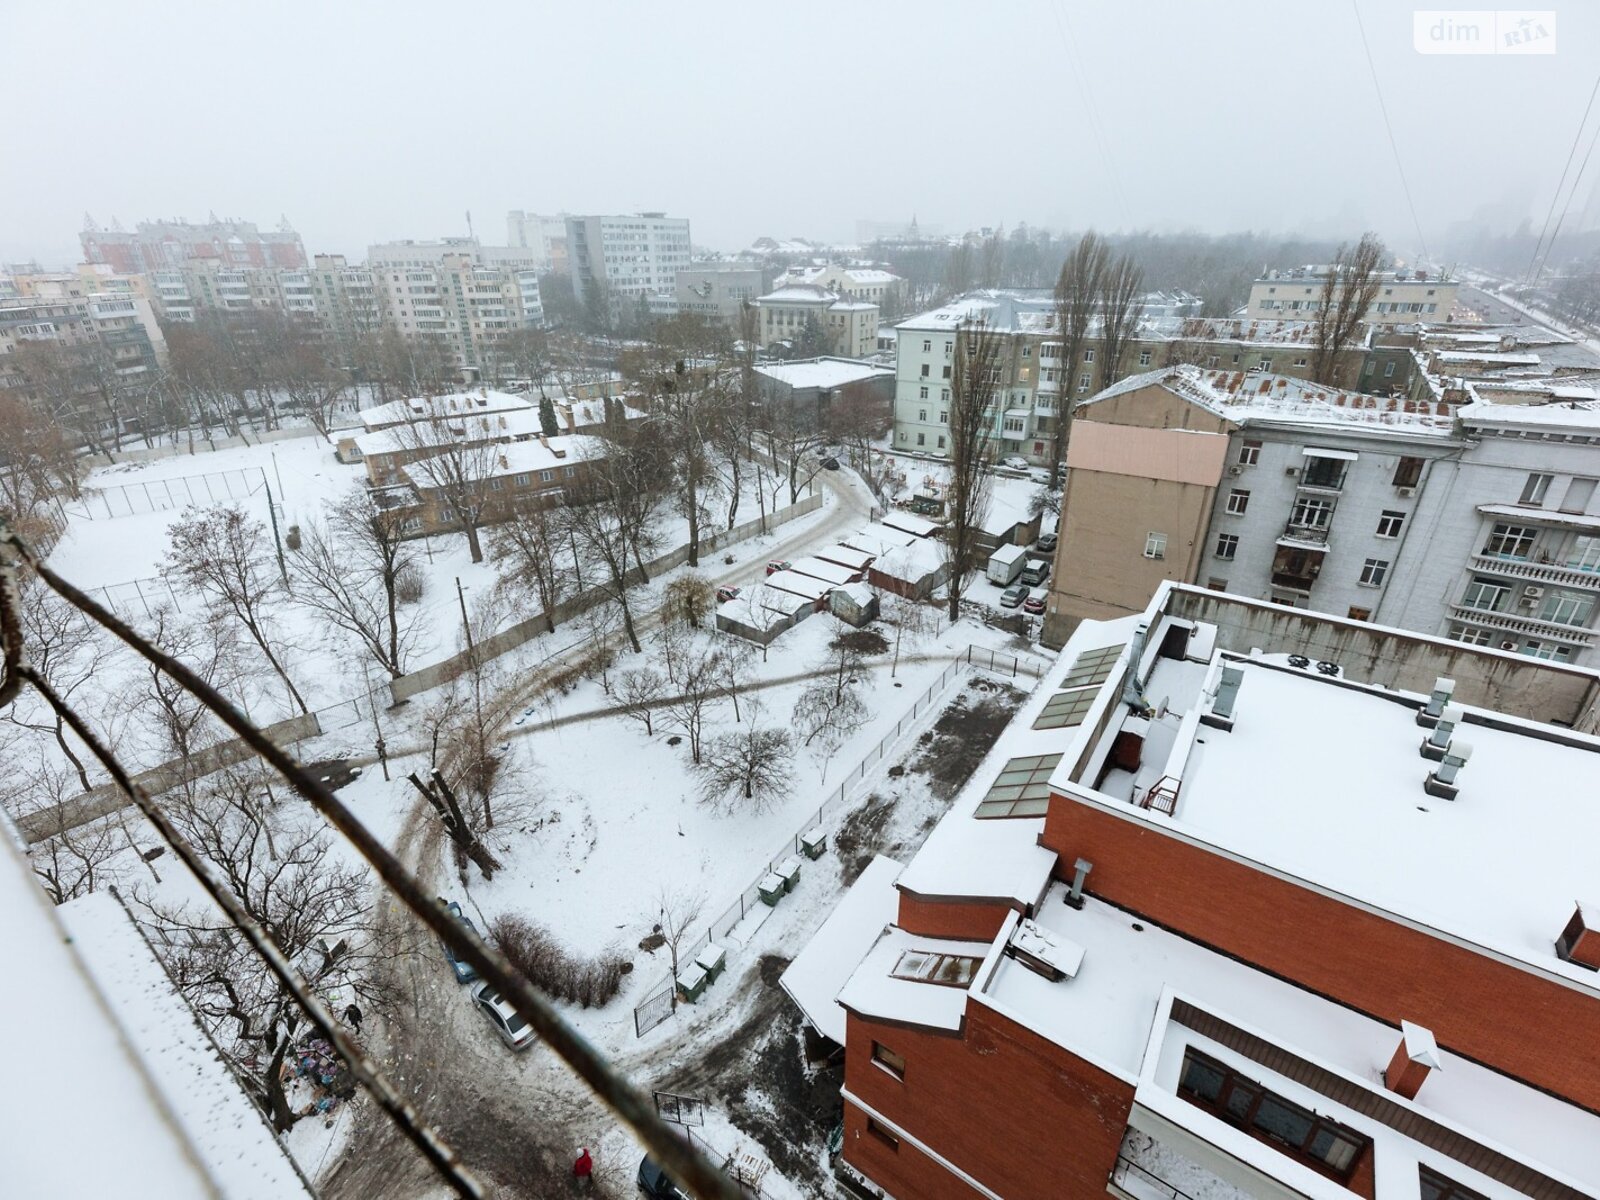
xmin=880 ymin=511 xmax=938 ymax=538
xmin=835 ymin=927 xmax=995 ymax=1033
xmin=780 ymin=855 xmax=904 ymax=1043
xmin=1458 ymin=398 xmax=1600 ymax=430
xmin=989 ymin=543 xmax=1028 ymax=566
xmin=764 ymin=569 xmax=832 ymax=602
xmin=816 ymin=544 xmax=875 ymax=571
xmin=870 ymin=537 xmax=945 ymax=583
xmin=357 ymin=389 xmax=530 ymax=429
xmin=754 ymin=358 xmax=892 ymax=391
xmin=356 ymin=406 xmax=544 ymax=456
xmin=788 ymin=555 xmax=858 ymax=586
xmin=843 ymin=523 xmax=918 ymax=556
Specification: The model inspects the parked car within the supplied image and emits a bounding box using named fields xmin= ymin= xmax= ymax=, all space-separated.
xmin=1001 ymin=455 xmax=1030 ymax=471
xmin=821 ymin=455 xmax=840 ymax=470
xmin=765 ymin=560 xmax=792 ymax=576
xmin=1035 ymin=532 xmax=1058 ymax=553
xmin=715 ymin=585 xmax=741 ymax=604
xmin=1020 ymin=558 xmax=1050 ymax=586
xmin=637 ymin=1155 xmax=690 ymax=1200
xmin=1029 ymin=467 xmax=1054 ymax=486
xmin=471 ymin=981 xmax=537 ymax=1051
xmin=438 ymin=899 xmax=481 ymax=984
xmin=1023 ymin=594 xmax=1047 ymax=616
xmin=999 ymin=582 xmax=1029 ymax=609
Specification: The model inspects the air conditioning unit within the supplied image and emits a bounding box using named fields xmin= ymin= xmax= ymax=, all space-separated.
xmin=1397 ymin=486 xmax=1416 ymax=498
xmin=1500 ymin=640 xmax=1518 ymax=651
xmin=1284 ymin=466 xmax=1298 ymax=478
xmin=1523 ymin=585 xmax=1545 ymax=601
xmin=1228 ymin=465 xmax=1243 ymax=476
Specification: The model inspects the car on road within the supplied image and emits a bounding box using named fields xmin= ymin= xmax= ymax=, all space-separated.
xmin=439 ymin=899 xmax=481 ymax=984
xmin=1023 ymin=594 xmax=1047 ymax=616
xmin=1029 ymin=467 xmax=1055 ymax=486
xmin=999 ymin=582 xmax=1028 ymax=609
xmin=471 ymin=981 xmax=537 ymax=1051
xmin=765 ymin=560 xmax=792 ymax=576
xmin=716 ymin=585 xmax=740 ymax=604
xmin=1000 ymin=455 xmax=1030 ymax=471
xmin=1035 ymin=532 xmax=1058 ymax=553
xmin=637 ymin=1155 xmax=690 ymax=1199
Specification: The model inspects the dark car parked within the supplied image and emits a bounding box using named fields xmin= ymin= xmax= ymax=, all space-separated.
xmin=438 ymin=898 xmax=481 ymax=984
xmin=637 ymin=1155 xmax=690 ymax=1199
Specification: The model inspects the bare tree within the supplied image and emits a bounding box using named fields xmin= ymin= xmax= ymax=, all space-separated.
xmin=615 ymin=667 xmax=666 ymax=736
xmin=5 ymin=757 xmax=127 ymax=904
xmin=292 ymin=490 xmax=421 ymax=678
xmin=756 ymin=379 xmax=827 ymax=506
xmin=407 ymin=768 xmax=503 ymax=881
xmin=488 ymin=497 xmax=574 ymax=634
xmin=1050 ymin=232 xmax=1109 ymax=484
xmin=651 ymin=884 xmax=706 ymax=1011
xmin=144 ymin=772 xmax=386 ymax=1133
xmin=944 ymin=319 xmax=1001 ymax=623
xmin=1097 ymin=252 xmax=1146 ymax=391
xmin=163 ymin=505 xmax=308 ymax=714
xmin=133 ymin=607 xmax=237 ymax=799
xmin=882 ymin=591 xmax=933 ymax=678
xmin=697 ymin=723 xmax=795 ymax=810
xmin=386 ymin=403 xmax=507 ymax=563
xmin=564 ymin=446 xmax=665 ymax=655
xmin=1310 ymin=233 xmax=1385 ymax=386
xmin=663 ymin=574 xmax=715 ymax=631
xmin=659 ymin=645 xmax=721 ymax=765
xmin=6 ymin=577 xmax=116 ymax=790
xmin=0 ymin=391 xmax=80 ymax=514
xmin=715 ymin=640 xmax=755 ymax=723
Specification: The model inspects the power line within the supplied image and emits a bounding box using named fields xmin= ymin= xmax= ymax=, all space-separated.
xmin=1349 ymin=0 xmax=1431 ymax=262
xmin=1533 ymin=90 xmax=1600 ymax=285
xmin=1525 ymin=70 xmax=1600 ymax=285
xmin=1049 ymin=0 xmax=1132 ymax=224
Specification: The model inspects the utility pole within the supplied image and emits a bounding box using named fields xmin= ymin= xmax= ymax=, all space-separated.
xmin=456 ymin=576 xmax=475 ymax=658
xmin=264 ymin=481 xmax=289 ymax=586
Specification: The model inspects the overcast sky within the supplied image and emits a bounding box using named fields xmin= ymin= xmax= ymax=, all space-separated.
xmin=4 ymin=0 xmax=1597 ymax=265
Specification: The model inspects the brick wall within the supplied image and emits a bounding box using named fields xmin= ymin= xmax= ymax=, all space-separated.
xmin=896 ymin=892 xmax=1016 ymax=942
xmin=1039 ymin=794 xmax=1600 ymax=1111
xmin=843 ymin=1002 xmax=1134 ymax=1199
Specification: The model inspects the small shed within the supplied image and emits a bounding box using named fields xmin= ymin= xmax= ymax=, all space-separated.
xmin=843 ymin=523 xmax=919 ymax=558
xmin=829 ymin=582 xmax=879 ymax=628
xmin=764 ymin=569 xmax=834 ymax=610
xmin=816 ymin=544 xmax=876 ymax=573
xmin=715 ymin=584 xmax=814 ymax=645
xmin=869 ymin=538 xmax=949 ymax=601
xmin=881 ymin=511 xmax=939 ymax=539
xmin=789 ymin=555 xmax=862 ymax=586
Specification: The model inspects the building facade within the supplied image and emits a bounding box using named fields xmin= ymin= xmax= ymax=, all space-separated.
xmin=1246 ymin=266 xmax=1459 ymax=325
xmin=674 ymin=261 xmax=774 ymax=323
xmin=755 ymin=284 xmax=878 ymax=359
xmin=506 ymin=211 xmax=570 ymax=273
xmin=80 ymin=215 xmax=306 ymax=272
xmin=565 ymin=212 xmax=692 ymax=312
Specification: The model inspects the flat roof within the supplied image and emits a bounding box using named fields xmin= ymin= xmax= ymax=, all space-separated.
xmin=781 ymin=855 xmax=903 ymax=1043
xmin=754 ymin=358 xmax=891 ymax=390
xmin=1098 ymin=655 xmax=1600 ymax=989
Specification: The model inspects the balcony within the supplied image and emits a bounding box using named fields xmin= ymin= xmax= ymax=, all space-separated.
xmin=1469 ymin=554 xmax=1600 ymax=592
xmin=1448 ymin=605 xmax=1596 ymax=647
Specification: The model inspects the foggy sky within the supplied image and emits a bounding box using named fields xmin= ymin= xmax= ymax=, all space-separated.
xmin=4 ymin=0 xmax=1596 ymax=265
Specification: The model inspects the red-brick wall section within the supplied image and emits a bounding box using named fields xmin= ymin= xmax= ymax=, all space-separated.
xmin=843 ymin=1002 xmax=1134 ymax=1199
xmin=896 ymin=891 xmax=1016 ymax=941
xmin=1040 ymin=794 xmax=1600 ymax=1111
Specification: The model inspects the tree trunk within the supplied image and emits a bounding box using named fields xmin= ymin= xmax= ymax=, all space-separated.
xmin=464 ymin=521 xmax=484 ymax=564
xmin=263 ymin=1037 xmax=298 ymax=1133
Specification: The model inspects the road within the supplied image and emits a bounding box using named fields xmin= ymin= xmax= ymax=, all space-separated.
xmin=321 ymin=466 xmax=880 ymax=1199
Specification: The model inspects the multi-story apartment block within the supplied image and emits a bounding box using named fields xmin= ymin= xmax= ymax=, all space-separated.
xmin=565 ymin=212 xmax=692 ymax=311
xmin=308 ymin=254 xmax=383 ymax=345
xmin=1246 ymin=266 xmax=1459 ymax=325
xmin=506 ymin=211 xmax=570 ymax=272
xmin=80 ymin=215 xmax=306 ymax=272
xmin=756 ymin=283 xmax=879 ymax=359
xmin=1043 ymin=364 xmax=1600 ymax=667
xmin=674 ymin=261 xmax=775 ymax=323
xmin=788 ymin=581 xmax=1600 ymax=1200
xmin=367 ymin=237 xmax=541 ymax=273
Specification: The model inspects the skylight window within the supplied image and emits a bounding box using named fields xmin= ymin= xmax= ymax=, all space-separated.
xmin=1061 ymin=643 xmax=1125 ymax=689
xmin=974 ymin=753 xmax=1063 ymax=818
xmin=1033 ymin=686 xmax=1099 ymax=730
xmin=889 ymin=950 xmax=982 ymax=987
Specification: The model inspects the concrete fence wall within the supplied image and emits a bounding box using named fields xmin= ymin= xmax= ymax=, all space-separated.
xmin=18 ymin=711 xmax=323 ymax=846
xmin=85 ymin=423 xmax=330 ymax=470
xmin=388 ymin=491 xmax=823 ymax=702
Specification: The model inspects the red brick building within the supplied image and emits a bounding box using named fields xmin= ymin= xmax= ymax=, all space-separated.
xmin=786 ymin=583 xmax=1600 ymax=1200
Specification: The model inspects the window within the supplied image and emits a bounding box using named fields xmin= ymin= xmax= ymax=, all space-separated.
xmin=918 ymin=386 xmax=928 ymax=400
xmin=918 ymin=409 xmax=926 ymax=422
xmin=1347 ymin=606 xmax=1372 ymax=621
xmin=1178 ymin=1049 xmax=1368 ymax=1180
xmin=1520 ymin=472 xmax=1553 ymax=505
xmin=1539 ymin=590 xmax=1594 ymax=627
xmin=871 ymin=1040 xmax=906 ymax=1078
xmin=1022 ymin=345 xmax=1032 ymax=358
xmin=1083 ymin=347 xmax=1095 ymax=362
xmin=1257 ymin=357 xmax=1272 ymax=371
xmin=1383 ymin=361 xmax=1396 ymax=378
xmin=866 ymin=1117 xmax=899 ymax=1151
xmin=1450 ymin=624 xmax=1493 ymax=646
xmin=1144 ymin=531 xmax=1168 ymax=559
xmin=916 ymin=433 xmax=925 ymax=446
xmin=1359 ymin=558 xmax=1389 ymax=586
xmin=1215 ymin=533 xmax=1239 ymax=560
xmin=1078 ymin=372 xmax=1091 ymax=391
xmin=974 ymin=753 xmax=1064 ymax=818
xmin=1524 ymin=640 xmax=1575 ymax=662
xmin=514 ymin=473 xmax=531 ymax=486
xmin=1300 ymin=456 xmax=1346 ymax=490
xmin=1420 ymin=1166 xmax=1490 ymax=1200
xmin=1376 ymin=510 xmax=1405 ymax=538
xmin=942 ymin=365 xmax=951 ymax=379
xmin=490 ymin=478 xmax=505 ymax=491
xmin=890 ymin=950 xmax=981 ymax=987
xmin=1226 ymin=489 xmax=1250 ymax=515
xmin=1033 ymin=686 xmax=1099 ymax=730
xmin=1138 ymin=350 xmax=1152 ymax=366
xmin=1238 ymin=440 xmax=1261 ymax=466
xmin=937 ymin=436 xmax=946 ymax=450
xmin=539 ymin=469 xmax=553 ymax=482
xmin=1561 ymin=477 xmax=1597 ymax=514
xmin=920 ymin=363 xmax=929 ymax=378
xmin=1393 ymin=457 xmax=1424 ymax=488
xmin=1483 ymin=523 xmax=1535 ymax=559
xmin=1062 ymin=643 xmax=1125 ymax=688
xmin=1206 ymin=577 xmax=1229 ymax=591
xmin=922 ymin=339 xmax=931 ymax=352
xmin=1290 ymin=496 xmax=1334 ymax=529
xmin=1565 ymin=535 xmax=1600 ymax=572
xmin=1461 ymin=578 xmax=1511 ymax=612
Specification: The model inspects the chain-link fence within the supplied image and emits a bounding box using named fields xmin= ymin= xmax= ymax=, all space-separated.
xmin=68 ymin=465 xmax=269 ymax=520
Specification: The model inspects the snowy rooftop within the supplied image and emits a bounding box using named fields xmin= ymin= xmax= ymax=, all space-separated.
xmin=357 ymin=389 xmax=530 ymax=430
xmin=753 ymin=357 xmax=892 ymax=391
xmin=1457 ymin=397 xmax=1600 ymax=430
xmin=835 ymin=927 xmax=995 ymax=1033
xmin=1083 ymin=654 xmax=1600 ymax=990
xmin=399 ymin=433 xmax=607 ymax=486
xmin=869 ymin=537 xmax=945 ymax=583
xmin=356 ymin=406 xmax=546 ymax=456
xmin=1086 ymin=363 xmax=1458 ymax=434
xmin=843 ymin=523 xmax=919 ymax=557
xmin=1173 ymin=316 xmax=1328 ymax=346
xmin=780 ymin=855 xmax=903 ymax=1044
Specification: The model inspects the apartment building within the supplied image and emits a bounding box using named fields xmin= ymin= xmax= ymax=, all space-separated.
xmin=1246 ymin=266 xmax=1460 ymax=325
xmin=1042 ymin=365 xmax=1600 ymax=668
xmin=565 ymin=212 xmax=692 ymax=311
xmin=367 ymin=237 xmax=541 ymax=273
xmin=371 ymin=254 xmax=544 ymax=372
xmin=756 ymin=284 xmax=879 ymax=359
xmin=675 ymin=261 xmax=775 ymax=323
xmin=786 ymin=582 xmax=1600 ymax=1200
xmin=80 ymin=215 xmax=306 ymax=272
xmin=308 ymin=254 xmax=384 ymax=344
xmin=506 ymin=210 xmax=570 ymax=272
xmin=397 ymin=433 xmax=606 ymax=537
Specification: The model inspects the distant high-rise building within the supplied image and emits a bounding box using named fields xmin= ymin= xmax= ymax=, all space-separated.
xmin=506 ymin=211 xmax=570 ymax=273
xmin=80 ymin=215 xmax=306 ymax=273
xmin=565 ymin=213 xmax=691 ymax=313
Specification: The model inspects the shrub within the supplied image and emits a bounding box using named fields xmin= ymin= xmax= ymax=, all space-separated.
xmin=488 ymin=913 xmax=628 ymax=1009
xmin=395 ymin=563 xmax=425 ymax=605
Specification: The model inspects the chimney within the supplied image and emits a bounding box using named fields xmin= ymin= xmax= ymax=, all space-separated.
xmin=1556 ymin=902 xmax=1600 ymax=971
xmin=1419 ymin=704 xmax=1462 ymax=761
xmin=1424 ymin=740 xmax=1472 ymax=801
xmin=1063 ymin=858 xmax=1092 ymax=910
xmin=1415 ymin=677 xmax=1455 ymax=728
xmin=1384 ymin=1021 xmax=1440 ymax=1099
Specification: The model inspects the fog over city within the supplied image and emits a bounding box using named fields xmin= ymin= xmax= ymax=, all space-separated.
xmin=6 ymin=0 xmax=1600 ymax=262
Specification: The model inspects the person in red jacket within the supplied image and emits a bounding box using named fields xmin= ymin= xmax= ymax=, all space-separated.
xmin=573 ymin=1147 xmax=593 ymax=1191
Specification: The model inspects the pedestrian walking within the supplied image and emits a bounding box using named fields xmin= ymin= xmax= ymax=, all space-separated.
xmin=573 ymin=1147 xmax=593 ymax=1192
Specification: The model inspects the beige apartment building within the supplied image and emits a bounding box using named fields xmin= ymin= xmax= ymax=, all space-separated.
xmin=754 ymin=283 xmax=878 ymax=357
xmin=1245 ymin=266 xmax=1459 ymax=324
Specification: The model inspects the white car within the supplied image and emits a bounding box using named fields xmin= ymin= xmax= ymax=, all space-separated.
xmin=471 ymin=982 xmax=537 ymax=1051
xmin=1001 ymin=455 xmax=1030 ymax=471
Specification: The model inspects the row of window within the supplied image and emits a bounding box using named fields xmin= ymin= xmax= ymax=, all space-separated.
xmin=1213 ymin=532 xmax=1389 ymax=586
xmin=1518 ymin=472 xmax=1597 ymax=513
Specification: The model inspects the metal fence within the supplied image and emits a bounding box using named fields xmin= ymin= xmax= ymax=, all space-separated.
xmin=962 ymin=643 xmax=1046 ymax=681
xmin=87 ymin=573 xmax=188 ymax=618
xmin=633 ymin=657 xmax=968 ymax=1037
xmin=68 ymin=465 xmax=269 ymax=520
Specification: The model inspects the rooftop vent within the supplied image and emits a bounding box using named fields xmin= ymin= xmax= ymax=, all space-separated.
xmin=1420 ymin=704 xmax=1463 ymax=761
xmin=1384 ymin=1021 xmax=1441 ymax=1099
xmin=1556 ymin=902 xmax=1600 ymax=971
xmin=1202 ymin=665 xmax=1245 ymax=732
xmin=1009 ymin=918 xmax=1086 ymax=982
xmin=1424 ymin=740 xmax=1472 ymax=801
xmin=1416 ymin=677 xmax=1455 ymax=728
xmin=1064 ymin=858 xmax=1093 ymax=910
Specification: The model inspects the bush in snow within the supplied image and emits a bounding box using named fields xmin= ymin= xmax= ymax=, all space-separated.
xmin=489 ymin=913 xmax=627 ymax=1008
